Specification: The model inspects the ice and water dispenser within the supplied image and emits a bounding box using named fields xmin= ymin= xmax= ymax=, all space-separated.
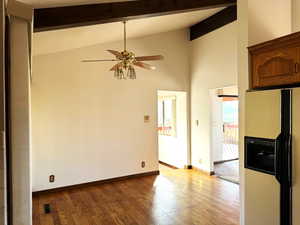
xmin=245 ymin=136 xmax=276 ymax=175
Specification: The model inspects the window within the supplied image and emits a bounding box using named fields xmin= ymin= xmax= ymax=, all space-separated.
xmin=158 ymin=96 xmax=176 ymax=136
xmin=222 ymin=97 xmax=239 ymax=145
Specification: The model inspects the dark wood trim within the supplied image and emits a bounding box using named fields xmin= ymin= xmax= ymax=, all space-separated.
xmin=247 ymin=83 xmax=300 ymax=92
xmin=184 ymin=165 xmax=193 ymax=170
xmin=34 ymin=0 xmax=236 ymax=32
xmin=32 ymin=170 xmax=160 ymax=196
xmin=190 ymin=5 xmax=237 ymax=41
xmin=217 ymin=95 xmax=238 ymax=98
xmin=214 ymin=158 xmax=239 ymax=164
xmin=5 ymin=15 xmax=13 ymax=225
xmin=193 ymin=166 xmax=215 ymax=176
xmin=159 ymin=161 xmax=178 ymax=169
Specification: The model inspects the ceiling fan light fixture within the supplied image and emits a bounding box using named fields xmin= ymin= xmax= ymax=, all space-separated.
xmin=114 ymin=67 xmax=120 ymax=78
xmin=127 ymin=66 xmax=136 ymax=80
xmin=115 ymin=67 xmax=126 ymax=80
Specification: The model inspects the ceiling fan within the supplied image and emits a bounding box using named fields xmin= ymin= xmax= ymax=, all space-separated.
xmin=82 ymin=21 xmax=164 ymax=80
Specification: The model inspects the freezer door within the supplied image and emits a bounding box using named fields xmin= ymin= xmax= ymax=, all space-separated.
xmin=292 ymin=87 xmax=300 ymax=225
xmin=245 ymin=89 xmax=281 ymax=225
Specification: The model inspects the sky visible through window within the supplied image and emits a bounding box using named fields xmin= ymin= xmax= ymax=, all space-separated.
xmin=223 ymin=100 xmax=238 ymax=124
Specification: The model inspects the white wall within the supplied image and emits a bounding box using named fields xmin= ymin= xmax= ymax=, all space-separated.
xmin=248 ymin=0 xmax=292 ymax=46
xmin=293 ymin=0 xmax=300 ymax=32
xmin=190 ymin=21 xmax=238 ymax=173
xmin=158 ymin=91 xmax=188 ymax=168
xmin=32 ymin=29 xmax=190 ymax=191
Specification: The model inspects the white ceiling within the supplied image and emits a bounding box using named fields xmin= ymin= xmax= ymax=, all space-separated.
xmin=19 ymin=0 xmax=137 ymax=8
xmin=33 ymin=8 xmax=223 ymax=56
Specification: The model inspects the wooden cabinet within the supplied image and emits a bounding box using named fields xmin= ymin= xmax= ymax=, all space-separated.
xmin=249 ymin=32 xmax=300 ymax=89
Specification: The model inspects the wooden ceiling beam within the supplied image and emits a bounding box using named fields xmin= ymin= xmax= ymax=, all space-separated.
xmin=34 ymin=0 xmax=236 ymax=32
xmin=190 ymin=5 xmax=237 ymax=41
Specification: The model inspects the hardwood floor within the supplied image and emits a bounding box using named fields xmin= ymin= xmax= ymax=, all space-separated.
xmin=33 ymin=165 xmax=240 ymax=225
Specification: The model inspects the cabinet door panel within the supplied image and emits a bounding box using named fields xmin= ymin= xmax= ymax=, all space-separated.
xmin=252 ymin=47 xmax=300 ymax=88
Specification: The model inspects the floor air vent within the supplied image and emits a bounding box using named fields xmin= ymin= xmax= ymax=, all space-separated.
xmin=44 ymin=204 xmax=51 ymax=214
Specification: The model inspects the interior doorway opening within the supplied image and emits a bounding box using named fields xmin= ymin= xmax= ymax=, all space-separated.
xmin=210 ymin=86 xmax=239 ymax=184
xmin=157 ymin=90 xmax=188 ymax=169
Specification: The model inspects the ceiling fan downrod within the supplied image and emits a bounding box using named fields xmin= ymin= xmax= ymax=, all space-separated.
xmin=123 ymin=21 xmax=127 ymax=52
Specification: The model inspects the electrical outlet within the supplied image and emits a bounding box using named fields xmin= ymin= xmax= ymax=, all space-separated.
xmin=198 ymin=159 xmax=203 ymax=164
xmin=141 ymin=161 xmax=146 ymax=168
xmin=49 ymin=175 xmax=55 ymax=183
xmin=144 ymin=115 xmax=150 ymax=123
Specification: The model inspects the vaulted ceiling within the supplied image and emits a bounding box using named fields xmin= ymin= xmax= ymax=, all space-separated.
xmin=33 ymin=8 xmax=223 ymax=55
xmin=18 ymin=0 xmax=136 ymax=8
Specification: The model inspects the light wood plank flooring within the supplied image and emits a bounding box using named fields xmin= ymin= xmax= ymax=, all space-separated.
xmin=33 ymin=165 xmax=240 ymax=225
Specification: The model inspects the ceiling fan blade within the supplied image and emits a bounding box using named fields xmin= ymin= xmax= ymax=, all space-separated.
xmin=135 ymin=55 xmax=164 ymax=61
xmin=133 ymin=61 xmax=156 ymax=70
xmin=107 ymin=50 xmax=122 ymax=58
xmin=110 ymin=62 xmax=123 ymax=71
xmin=82 ymin=59 xmax=119 ymax=62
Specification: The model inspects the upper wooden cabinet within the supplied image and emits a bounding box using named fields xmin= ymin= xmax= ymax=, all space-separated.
xmin=249 ymin=32 xmax=300 ymax=90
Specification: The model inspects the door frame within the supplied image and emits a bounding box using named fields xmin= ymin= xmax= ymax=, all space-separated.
xmin=210 ymin=86 xmax=239 ymax=173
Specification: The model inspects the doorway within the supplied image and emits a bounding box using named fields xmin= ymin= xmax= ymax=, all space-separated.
xmin=157 ymin=90 xmax=188 ymax=169
xmin=210 ymin=86 xmax=239 ymax=184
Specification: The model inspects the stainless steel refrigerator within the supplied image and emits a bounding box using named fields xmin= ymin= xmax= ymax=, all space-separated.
xmin=244 ymin=88 xmax=300 ymax=225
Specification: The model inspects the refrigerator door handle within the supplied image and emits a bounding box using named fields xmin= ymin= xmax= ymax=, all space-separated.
xmin=287 ymin=134 xmax=292 ymax=187
xmin=275 ymin=133 xmax=282 ymax=184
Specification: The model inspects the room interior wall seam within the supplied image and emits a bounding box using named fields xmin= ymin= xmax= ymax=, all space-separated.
xmin=0 ymin=0 xmax=6 ymax=224
xmin=237 ymin=1 xmax=248 ymax=224
xmin=187 ymin=29 xmax=192 ymax=167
